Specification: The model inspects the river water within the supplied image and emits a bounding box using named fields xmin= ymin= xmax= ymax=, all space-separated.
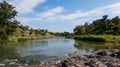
xmin=0 ymin=37 xmax=120 ymax=62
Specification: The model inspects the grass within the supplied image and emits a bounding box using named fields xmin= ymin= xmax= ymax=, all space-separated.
xmin=74 ymin=35 xmax=106 ymax=42
xmin=74 ymin=35 xmax=120 ymax=43
xmin=8 ymin=34 xmax=54 ymax=43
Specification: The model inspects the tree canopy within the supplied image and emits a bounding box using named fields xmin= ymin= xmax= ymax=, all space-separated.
xmin=0 ymin=1 xmax=19 ymax=43
xmin=74 ymin=15 xmax=120 ymax=35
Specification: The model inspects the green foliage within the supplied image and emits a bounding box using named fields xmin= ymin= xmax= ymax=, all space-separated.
xmin=54 ymin=32 xmax=73 ymax=38
xmin=74 ymin=15 xmax=120 ymax=35
xmin=0 ymin=1 xmax=53 ymax=44
xmin=74 ymin=35 xmax=106 ymax=42
xmin=0 ymin=1 xmax=19 ymax=44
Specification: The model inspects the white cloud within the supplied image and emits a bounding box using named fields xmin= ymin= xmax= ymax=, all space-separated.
xmin=17 ymin=17 xmax=42 ymax=25
xmin=59 ymin=10 xmax=83 ymax=21
xmin=56 ymin=2 xmax=120 ymax=25
xmin=59 ymin=2 xmax=120 ymax=22
xmin=38 ymin=6 xmax=64 ymax=18
xmin=9 ymin=0 xmax=46 ymax=14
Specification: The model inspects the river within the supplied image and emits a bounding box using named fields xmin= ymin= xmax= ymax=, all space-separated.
xmin=0 ymin=37 xmax=120 ymax=63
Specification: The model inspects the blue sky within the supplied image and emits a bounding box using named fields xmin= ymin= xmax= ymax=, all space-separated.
xmin=3 ymin=0 xmax=120 ymax=32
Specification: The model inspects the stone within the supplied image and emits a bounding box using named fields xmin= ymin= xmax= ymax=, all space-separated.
xmin=96 ymin=51 xmax=107 ymax=56
xmin=37 ymin=49 xmax=120 ymax=67
xmin=18 ymin=66 xmax=23 ymax=67
xmin=61 ymin=60 xmax=69 ymax=67
xmin=0 ymin=63 xmax=5 ymax=66
xmin=105 ymin=63 xmax=114 ymax=67
xmin=24 ymin=63 xmax=28 ymax=66
xmin=10 ymin=59 xmax=18 ymax=62
xmin=9 ymin=62 xmax=16 ymax=65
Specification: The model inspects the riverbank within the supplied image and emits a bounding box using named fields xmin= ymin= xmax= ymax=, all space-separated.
xmin=8 ymin=34 xmax=54 ymax=43
xmin=37 ymin=49 xmax=120 ymax=67
xmin=74 ymin=35 xmax=120 ymax=43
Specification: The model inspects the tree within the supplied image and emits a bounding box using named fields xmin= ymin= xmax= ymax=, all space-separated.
xmin=73 ymin=15 xmax=120 ymax=35
xmin=111 ymin=16 xmax=120 ymax=34
xmin=0 ymin=1 xmax=19 ymax=43
xmin=74 ymin=25 xmax=85 ymax=35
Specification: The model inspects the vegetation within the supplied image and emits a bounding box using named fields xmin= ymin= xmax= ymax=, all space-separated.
xmin=74 ymin=15 xmax=120 ymax=35
xmin=74 ymin=40 xmax=120 ymax=51
xmin=54 ymin=32 xmax=74 ymax=38
xmin=74 ymin=35 xmax=106 ymax=42
xmin=74 ymin=15 xmax=120 ymax=42
xmin=1 ymin=1 xmax=120 ymax=43
xmin=0 ymin=1 xmax=53 ymax=44
xmin=0 ymin=1 xmax=19 ymax=44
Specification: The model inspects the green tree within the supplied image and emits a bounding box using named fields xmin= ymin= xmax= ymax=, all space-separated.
xmin=73 ymin=15 xmax=120 ymax=35
xmin=0 ymin=1 xmax=19 ymax=44
xmin=74 ymin=25 xmax=85 ymax=35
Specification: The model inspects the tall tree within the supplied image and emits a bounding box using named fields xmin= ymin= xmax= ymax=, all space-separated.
xmin=0 ymin=1 xmax=19 ymax=43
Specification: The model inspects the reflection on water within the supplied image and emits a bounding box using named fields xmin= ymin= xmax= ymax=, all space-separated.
xmin=74 ymin=40 xmax=120 ymax=51
xmin=0 ymin=44 xmax=14 ymax=58
xmin=0 ymin=44 xmax=23 ymax=62
xmin=0 ymin=37 xmax=120 ymax=62
xmin=15 ymin=38 xmax=77 ymax=62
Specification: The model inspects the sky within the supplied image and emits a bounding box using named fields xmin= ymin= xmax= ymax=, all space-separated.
xmin=1 ymin=0 xmax=120 ymax=32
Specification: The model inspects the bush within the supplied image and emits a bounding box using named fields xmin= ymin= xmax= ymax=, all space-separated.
xmin=74 ymin=35 xmax=106 ymax=42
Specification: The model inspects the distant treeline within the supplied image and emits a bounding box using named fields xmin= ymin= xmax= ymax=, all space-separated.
xmin=54 ymin=32 xmax=74 ymax=38
xmin=74 ymin=15 xmax=120 ymax=35
xmin=0 ymin=1 xmax=53 ymax=44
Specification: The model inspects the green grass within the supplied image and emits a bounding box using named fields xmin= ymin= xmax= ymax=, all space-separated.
xmin=74 ymin=35 xmax=120 ymax=43
xmin=74 ymin=35 xmax=106 ymax=42
xmin=7 ymin=34 xmax=54 ymax=43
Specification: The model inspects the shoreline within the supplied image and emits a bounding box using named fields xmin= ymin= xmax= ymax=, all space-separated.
xmin=0 ymin=49 xmax=120 ymax=67
xmin=38 ymin=49 xmax=120 ymax=67
xmin=74 ymin=35 xmax=120 ymax=43
xmin=7 ymin=35 xmax=54 ymax=43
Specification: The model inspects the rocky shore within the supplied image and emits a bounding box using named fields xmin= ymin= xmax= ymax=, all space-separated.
xmin=0 ymin=59 xmax=28 ymax=67
xmin=0 ymin=49 xmax=119 ymax=67
xmin=38 ymin=49 xmax=120 ymax=67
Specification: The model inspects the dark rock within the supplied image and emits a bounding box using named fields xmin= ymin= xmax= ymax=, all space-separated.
xmin=37 ymin=49 xmax=120 ymax=67
xmin=61 ymin=60 xmax=69 ymax=67
xmin=84 ymin=62 xmax=95 ymax=67
xmin=96 ymin=51 xmax=107 ymax=56
xmin=116 ymin=51 xmax=120 ymax=58
xmin=105 ymin=63 xmax=114 ymax=67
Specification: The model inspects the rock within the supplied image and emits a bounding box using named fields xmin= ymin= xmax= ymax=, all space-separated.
xmin=54 ymin=60 xmax=61 ymax=64
xmin=68 ymin=52 xmax=79 ymax=57
xmin=39 ymin=62 xmax=45 ymax=67
xmin=105 ymin=63 xmax=114 ymax=67
xmin=98 ymin=63 xmax=107 ymax=67
xmin=10 ymin=59 xmax=18 ymax=62
xmin=2 ymin=59 xmax=10 ymax=63
xmin=61 ymin=60 xmax=69 ymax=67
xmin=18 ymin=66 xmax=23 ymax=67
xmin=84 ymin=62 xmax=95 ymax=67
xmin=24 ymin=63 xmax=28 ymax=66
xmin=0 ymin=63 xmax=5 ymax=66
xmin=96 ymin=50 xmax=107 ymax=56
xmin=74 ymin=63 xmax=84 ymax=67
xmin=37 ymin=49 xmax=120 ymax=67
xmin=9 ymin=62 xmax=16 ymax=65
